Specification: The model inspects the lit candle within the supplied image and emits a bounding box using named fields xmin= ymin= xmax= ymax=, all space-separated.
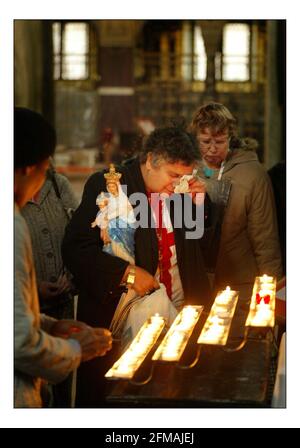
xmin=182 ymin=306 xmax=197 ymax=320
xmin=197 ymin=287 xmax=238 ymax=345
xmin=209 ymin=315 xmax=224 ymax=325
xmin=202 ymin=325 xmax=225 ymax=341
xmin=261 ymin=274 xmax=272 ymax=282
xmin=245 ymin=275 xmax=276 ymax=327
xmin=251 ymin=303 xmax=273 ymax=326
xmin=214 ymin=308 xmax=231 ymax=318
xmin=215 ymin=292 xmax=231 ymax=305
xmin=151 ymin=313 xmax=162 ymax=323
xmin=115 ymin=365 xmax=131 ymax=376
xmin=152 ymin=306 xmax=203 ymax=362
xmin=106 ymin=316 xmax=165 ymax=379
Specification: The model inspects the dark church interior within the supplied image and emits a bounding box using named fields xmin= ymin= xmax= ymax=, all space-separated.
xmin=14 ymin=20 xmax=286 ymax=413
xmin=15 ymin=20 xmax=285 ymax=187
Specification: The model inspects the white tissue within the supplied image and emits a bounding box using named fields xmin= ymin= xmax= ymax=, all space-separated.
xmin=174 ymin=169 xmax=198 ymax=193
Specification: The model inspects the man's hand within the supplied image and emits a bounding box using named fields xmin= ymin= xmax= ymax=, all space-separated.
xmin=132 ymin=266 xmax=159 ymax=296
xmin=188 ymin=177 xmax=206 ymax=205
xmin=121 ymin=265 xmax=159 ymax=297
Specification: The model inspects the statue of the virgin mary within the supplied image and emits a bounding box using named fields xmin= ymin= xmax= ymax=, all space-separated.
xmin=91 ymin=164 xmax=136 ymax=264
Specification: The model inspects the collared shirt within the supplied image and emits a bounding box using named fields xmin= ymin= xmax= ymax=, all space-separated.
xmin=148 ymin=194 xmax=184 ymax=310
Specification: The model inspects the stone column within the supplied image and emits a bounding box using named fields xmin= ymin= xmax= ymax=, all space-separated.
xmin=96 ymin=20 xmax=137 ymax=136
xmin=14 ymin=20 xmax=54 ymax=124
xmin=198 ymin=20 xmax=225 ymax=100
xmin=181 ymin=21 xmax=193 ymax=81
xmin=160 ymin=32 xmax=170 ymax=80
xmin=264 ymin=20 xmax=285 ymax=168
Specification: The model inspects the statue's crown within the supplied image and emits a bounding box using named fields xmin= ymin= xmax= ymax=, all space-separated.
xmin=104 ymin=164 xmax=122 ymax=182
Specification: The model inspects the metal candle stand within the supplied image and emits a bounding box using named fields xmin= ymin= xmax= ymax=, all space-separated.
xmin=105 ymin=276 xmax=277 ymax=384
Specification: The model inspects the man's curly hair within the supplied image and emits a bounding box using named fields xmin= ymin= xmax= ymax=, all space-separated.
xmin=139 ymin=124 xmax=200 ymax=166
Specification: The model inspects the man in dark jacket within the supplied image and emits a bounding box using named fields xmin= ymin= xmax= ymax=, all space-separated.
xmin=62 ymin=125 xmax=213 ymax=407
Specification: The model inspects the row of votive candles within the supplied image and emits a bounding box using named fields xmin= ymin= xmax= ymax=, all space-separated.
xmin=105 ymin=276 xmax=276 ymax=379
xmin=105 ymin=306 xmax=203 ymax=379
xmin=105 ymin=314 xmax=165 ymax=379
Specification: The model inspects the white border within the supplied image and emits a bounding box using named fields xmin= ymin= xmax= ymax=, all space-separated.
xmin=1 ymin=0 xmax=299 ymax=429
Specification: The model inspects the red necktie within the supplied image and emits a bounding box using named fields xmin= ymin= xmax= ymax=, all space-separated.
xmin=149 ymin=194 xmax=175 ymax=299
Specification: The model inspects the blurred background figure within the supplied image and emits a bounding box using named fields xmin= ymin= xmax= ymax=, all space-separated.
xmin=136 ymin=117 xmax=155 ymax=136
xmin=21 ymin=162 xmax=78 ymax=320
xmin=21 ymin=161 xmax=79 ymax=407
xmin=99 ymin=127 xmax=115 ymax=166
